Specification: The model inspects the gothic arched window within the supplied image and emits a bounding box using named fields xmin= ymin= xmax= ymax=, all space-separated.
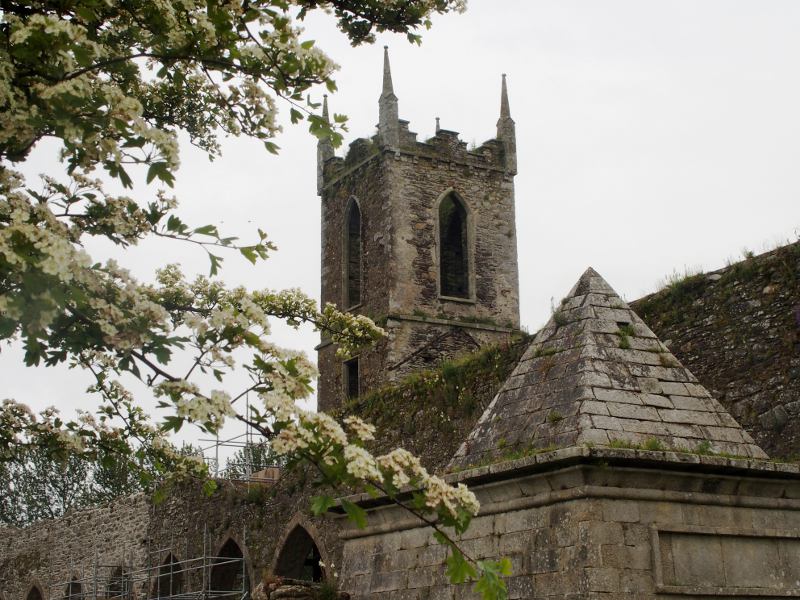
xmin=27 ymin=586 xmax=44 ymax=600
xmin=274 ymin=526 xmax=324 ymax=583
xmin=151 ymin=554 xmax=183 ymax=599
xmin=344 ymin=200 xmax=362 ymax=307
xmin=210 ymin=539 xmax=248 ymax=600
xmin=439 ymin=193 xmax=469 ymax=298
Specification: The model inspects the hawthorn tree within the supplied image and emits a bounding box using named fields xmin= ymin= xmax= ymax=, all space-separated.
xmin=0 ymin=1 xmax=511 ymax=597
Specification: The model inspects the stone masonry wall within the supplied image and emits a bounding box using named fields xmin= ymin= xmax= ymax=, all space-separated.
xmin=338 ymin=451 xmax=800 ymax=600
xmin=0 ymin=494 xmax=150 ymax=600
xmin=0 ymin=476 xmax=346 ymax=600
xmin=318 ymin=140 xmax=393 ymax=413
xmin=632 ymin=242 xmax=800 ymax=458
xmin=318 ymin=126 xmax=520 ymax=412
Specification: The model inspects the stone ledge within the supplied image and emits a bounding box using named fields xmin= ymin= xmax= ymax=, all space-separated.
xmin=333 ymin=446 xmax=800 ymax=521
xmin=387 ymin=313 xmax=517 ymax=333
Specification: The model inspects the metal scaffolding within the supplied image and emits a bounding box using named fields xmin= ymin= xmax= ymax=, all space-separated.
xmin=197 ymin=395 xmax=281 ymax=485
xmin=47 ymin=530 xmax=249 ymax=600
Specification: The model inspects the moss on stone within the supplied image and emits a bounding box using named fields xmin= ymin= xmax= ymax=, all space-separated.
xmin=337 ymin=334 xmax=531 ymax=472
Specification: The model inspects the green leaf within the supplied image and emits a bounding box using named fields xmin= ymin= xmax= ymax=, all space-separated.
xmin=446 ymin=548 xmax=478 ymax=584
xmin=340 ymin=498 xmax=368 ymax=529
xmin=240 ymin=246 xmax=258 ymax=264
xmin=263 ymin=141 xmax=280 ymax=155
xmin=474 ymin=559 xmax=511 ymax=600
xmin=289 ymin=108 xmax=303 ymax=124
xmin=194 ymin=224 xmax=218 ymax=236
xmin=310 ymin=495 xmax=335 ymax=516
xmin=202 ymin=479 xmax=218 ymax=496
xmin=166 ymin=215 xmax=183 ymax=232
xmin=208 ymin=253 xmax=223 ymax=276
xmin=146 ymin=162 xmax=164 ymax=184
xmin=151 ymin=345 xmax=171 ymax=364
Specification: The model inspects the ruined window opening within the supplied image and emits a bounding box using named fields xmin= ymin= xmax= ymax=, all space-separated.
xmin=107 ymin=568 xmax=131 ymax=600
xmin=210 ymin=539 xmax=248 ymax=600
xmin=27 ymin=587 xmax=43 ymax=600
xmin=64 ymin=579 xmax=83 ymax=600
xmin=439 ymin=193 xmax=469 ymax=298
xmin=274 ymin=526 xmax=324 ymax=583
xmin=151 ymin=554 xmax=183 ymax=599
xmin=344 ymin=200 xmax=362 ymax=308
xmin=344 ymin=358 xmax=359 ymax=399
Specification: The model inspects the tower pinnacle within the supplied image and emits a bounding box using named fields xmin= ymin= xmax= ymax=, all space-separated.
xmin=500 ymin=73 xmax=511 ymax=119
xmin=317 ymin=94 xmax=335 ymax=195
xmin=378 ymin=46 xmax=400 ymax=147
xmin=496 ymin=73 xmax=517 ymax=175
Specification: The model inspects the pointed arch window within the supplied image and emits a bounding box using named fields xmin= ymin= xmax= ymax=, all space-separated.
xmin=210 ymin=539 xmax=249 ymax=600
xmin=439 ymin=193 xmax=469 ymax=298
xmin=27 ymin=587 xmax=44 ymax=600
xmin=344 ymin=200 xmax=362 ymax=308
xmin=275 ymin=526 xmax=324 ymax=583
xmin=151 ymin=554 xmax=183 ymax=599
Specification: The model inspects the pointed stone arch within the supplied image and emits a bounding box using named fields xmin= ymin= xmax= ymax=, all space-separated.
xmin=210 ymin=538 xmax=249 ymax=600
xmin=272 ymin=516 xmax=330 ymax=582
xmin=25 ymin=584 xmax=45 ymax=600
xmin=272 ymin=514 xmax=332 ymax=581
xmin=436 ymin=189 xmax=472 ymax=300
xmin=150 ymin=554 xmax=183 ymax=599
xmin=343 ymin=196 xmax=363 ymax=309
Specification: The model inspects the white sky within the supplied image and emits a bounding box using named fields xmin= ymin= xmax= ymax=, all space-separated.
xmin=3 ymin=0 xmax=799 ymax=462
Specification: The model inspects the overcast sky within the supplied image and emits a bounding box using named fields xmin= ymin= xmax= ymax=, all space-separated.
xmin=4 ymin=0 xmax=800 ymax=462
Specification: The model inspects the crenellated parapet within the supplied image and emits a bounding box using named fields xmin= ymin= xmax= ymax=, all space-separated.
xmin=317 ymin=48 xmax=516 ymax=195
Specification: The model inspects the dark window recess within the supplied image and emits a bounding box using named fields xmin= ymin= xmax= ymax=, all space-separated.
xmin=64 ymin=580 xmax=82 ymax=600
xmin=152 ymin=554 xmax=183 ymax=599
xmin=345 ymin=202 xmax=362 ymax=307
xmin=28 ymin=589 xmax=43 ymax=600
xmin=107 ymin=568 xmax=131 ymax=600
xmin=439 ymin=194 xmax=469 ymax=298
xmin=275 ymin=526 xmax=324 ymax=583
xmin=210 ymin=539 xmax=248 ymax=600
xmin=345 ymin=358 xmax=359 ymax=399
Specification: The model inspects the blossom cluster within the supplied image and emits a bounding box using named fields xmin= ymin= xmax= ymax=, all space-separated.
xmin=263 ymin=394 xmax=480 ymax=523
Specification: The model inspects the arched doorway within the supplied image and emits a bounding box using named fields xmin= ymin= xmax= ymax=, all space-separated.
xmin=210 ymin=539 xmax=248 ymax=599
xmin=151 ymin=554 xmax=183 ymax=599
xmin=274 ymin=526 xmax=324 ymax=582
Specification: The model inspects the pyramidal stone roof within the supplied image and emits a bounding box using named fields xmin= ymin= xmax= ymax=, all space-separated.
xmin=449 ymin=268 xmax=768 ymax=471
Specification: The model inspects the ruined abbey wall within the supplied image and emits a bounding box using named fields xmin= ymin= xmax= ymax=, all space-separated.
xmin=0 ymin=478 xmax=344 ymax=600
xmin=632 ymin=242 xmax=800 ymax=459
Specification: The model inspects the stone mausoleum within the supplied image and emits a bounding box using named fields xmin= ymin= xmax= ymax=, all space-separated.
xmin=2 ymin=50 xmax=800 ymax=600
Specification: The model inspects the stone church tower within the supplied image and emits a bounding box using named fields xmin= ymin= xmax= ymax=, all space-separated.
xmin=316 ymin=48 xmax=521 ymax=412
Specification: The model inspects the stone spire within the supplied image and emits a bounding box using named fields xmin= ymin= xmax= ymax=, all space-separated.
xmin=449 ymin=267 xmax=767 ymax=471
xmin=317 ymin=94 xmax=334 ymax=195
xmin=496 ymin=73 xmax=517 ymax=175
xmin=378 ymin=46 xmax=400 ymax=148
